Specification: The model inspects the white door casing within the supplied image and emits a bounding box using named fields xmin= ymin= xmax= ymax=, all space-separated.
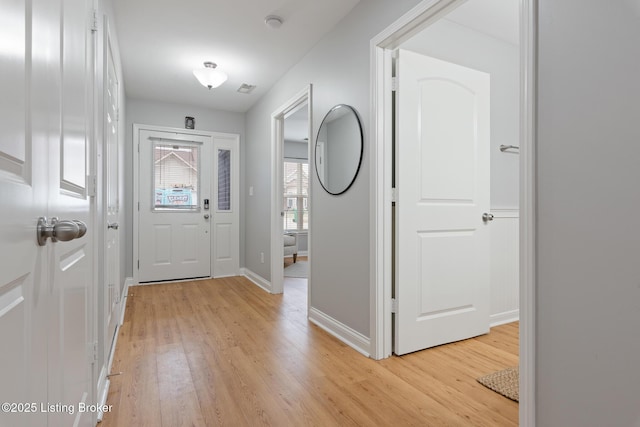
xmin=212 ymin=136 xmax=240 ymax=278
xmin=394 ymin=50 xmax=491 ymax=355
xmin=0 ymin=0 xmax=95 ymax=426
xmin=138 ymin=129 xmax=212 ymax=283
xmin=270 ymin=86 xmax=311 ymax=295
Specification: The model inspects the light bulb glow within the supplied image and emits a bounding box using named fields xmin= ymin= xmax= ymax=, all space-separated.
xmin=193 ymin=62 xmax=228 ymax=89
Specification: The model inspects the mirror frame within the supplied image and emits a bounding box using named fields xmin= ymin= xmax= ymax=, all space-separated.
xmin=314 ymin=104 xmax=364 ymax=196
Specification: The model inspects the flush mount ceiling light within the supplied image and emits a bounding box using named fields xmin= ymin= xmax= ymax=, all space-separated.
xmin=264 ymin=15 xmax=283 ymax=30
xmin=193 ymin=62 xmax=228 ymax=89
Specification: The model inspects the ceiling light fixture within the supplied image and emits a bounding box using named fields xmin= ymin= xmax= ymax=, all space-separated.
xmin=264 ymin=15 xmax=283 ymax=30
xmin=193 ymin=62 xmax=228 ymax=89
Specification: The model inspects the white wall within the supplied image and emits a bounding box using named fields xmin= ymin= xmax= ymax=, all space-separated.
xmin=244 ymin=0 xmax=422 ymax=338
xmin=401 ymin=18 xmax=520 ymax=209
xmin=124 ymin=98 xmax=246 ymax=276
xmin=537 ymin=1 xmax=640 ymax=425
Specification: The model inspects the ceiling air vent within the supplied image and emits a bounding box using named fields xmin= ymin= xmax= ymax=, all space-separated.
xmin=237 ymin=84 xmax=256 ymax=94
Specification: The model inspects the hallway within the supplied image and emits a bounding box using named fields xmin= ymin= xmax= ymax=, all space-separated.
xmin=102 ymin=277 xmax=518 ymax=426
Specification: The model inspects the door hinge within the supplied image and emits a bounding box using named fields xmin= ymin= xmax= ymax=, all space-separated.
xmin=90 ymin=10 xmax=98 ymax=33
xmin=391 ymin=77 xmax=398 ymax=92
xmin=137 ymin=260 xmax=139 ymax=269
xmin=137 ymin=143 xmax=140 ymax=153
xmin=87 ymin=174 xmax=97 ymax=197
xmin=116 ymin=108 xmax=120 ymax=122
xmin=391 ymin=298 xmax=398 ymax=313
xmin=91 ymin=341 xmax=98 ymax=362
xmin=137 ymin=201 xmax=140 ymax=211
xmin=391 ymin=188 xmax=397 ymax=203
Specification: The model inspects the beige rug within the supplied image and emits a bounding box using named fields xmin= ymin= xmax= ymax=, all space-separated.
xmin=477 ymin=367 xmax=519 ymax=402
xmin=284 ymin=260 xmax=308 ymax=278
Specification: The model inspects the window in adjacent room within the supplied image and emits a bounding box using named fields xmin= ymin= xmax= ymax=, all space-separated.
xmin=283 ymin=161 xmax=309 ymax=231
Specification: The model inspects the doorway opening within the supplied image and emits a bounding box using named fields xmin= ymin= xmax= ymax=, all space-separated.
xmin=282 ymin=103 xmax=310 ymax=296
xmin=370 ymin=0 xmax=536 ymax=425
xmin=270 ymin=86 xmax=312 ymax=297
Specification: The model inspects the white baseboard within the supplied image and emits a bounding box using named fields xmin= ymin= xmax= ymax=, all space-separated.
xmin=120 ymin=277 xmax=133 ymax=326
xmin=490 ymin=309 xmax=520 ymax=327
xmin=96 ymin=366 xmax=109 ymax=423
xmin=241 ymin=268 xmax=272 ymax=293
xmin=97 ymin=276 xmax=132 ymax=423
xmin=308 ymin=307 xmax=371 ymax=357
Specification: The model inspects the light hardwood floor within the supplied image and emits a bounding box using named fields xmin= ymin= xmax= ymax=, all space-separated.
xmin=101 ymin=276 xmax=518 ymax=426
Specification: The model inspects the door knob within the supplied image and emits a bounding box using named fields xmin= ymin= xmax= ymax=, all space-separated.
xmin=37 ymin=217 xmax=88 ymax=246
xmin=107 ymin=222 xmax=119 ymax=230
xmin=482 ymin=213 xmax=494 ymax=222
xmin=204 ymin=214 xmax=210 ymax=219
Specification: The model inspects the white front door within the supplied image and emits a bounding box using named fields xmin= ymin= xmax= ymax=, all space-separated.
xmin=138 ymin=129 xmax=212 ymax=282
xmin=394 ymin=50 xmax=491 ymax=355
xmin=212 ymin=136 xmax=240 ymax=278
xmin=0 ymin=0 xmax=94 ymax=426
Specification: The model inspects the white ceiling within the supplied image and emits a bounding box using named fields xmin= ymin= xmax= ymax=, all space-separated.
xmin=113 ymin=0 xmax=360 ymax=113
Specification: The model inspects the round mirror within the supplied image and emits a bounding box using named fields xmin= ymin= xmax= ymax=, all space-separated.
xmin=315 ymin=104 xmax=363 ymax=195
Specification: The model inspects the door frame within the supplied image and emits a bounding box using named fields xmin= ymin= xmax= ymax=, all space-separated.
xmin=132 ymin=124 xmax=240 ymax=284
xmin=270 ymin=85 xmax=312 ymax=294
xmin=369 ymin=1 xmax=537 ymax=426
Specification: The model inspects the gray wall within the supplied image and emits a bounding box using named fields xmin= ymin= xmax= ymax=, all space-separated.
xmin=244 ymin=0 xmax=422 ymax=337
xmin=124 ymin=98 xmax=246 ymax=277
xmin=402 ymin=18 xmax=520 ymax=209
xmin=537 ymin=1 xmax=640 ymax=425
xmin=284 ymin=140 xmax=308 ymax=160
xmin=326 ymin=113 xmax=362 ymax=193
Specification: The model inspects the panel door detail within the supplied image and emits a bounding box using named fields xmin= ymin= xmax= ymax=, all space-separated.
xmin=138 ymin=129 xmax=212 ymax=282
xmin=394 ymin=50 xmax=491 ymax=355
xmin=1 ymin=0 xmax=95 ymax=425
xmin=104 ymin=30 xmax=121 ymax=365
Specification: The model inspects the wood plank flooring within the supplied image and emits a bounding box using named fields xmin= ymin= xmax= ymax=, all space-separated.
xmin=101 ymin=276 xmax=518 ymax=426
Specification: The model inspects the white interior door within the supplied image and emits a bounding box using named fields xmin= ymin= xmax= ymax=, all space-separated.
xmin=0 ymin=1 xmax=48 ymax=424
xmin=395 ymin=50 xmax=491 ymax=355
xmin=49 ymin=0 xmax=94 ymax=423
xmin=212 ymin=135 xmax=240 ymax=278
xmin=104 ymin=33 xmax=120 ymax=360
xmin=138 ymin=129 xmax=212 ymax=282
xmin=1 ymin=1 xmax=94 ymax=426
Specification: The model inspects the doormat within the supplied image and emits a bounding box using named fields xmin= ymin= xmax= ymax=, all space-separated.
xmin=477 ymin=366 xmax=519 ymax=402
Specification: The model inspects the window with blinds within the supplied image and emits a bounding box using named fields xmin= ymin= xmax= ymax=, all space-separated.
xmin=283 ymin=161 xmax=309 ymax=231
xmin=153 ymin=142 xmax=200 ymax=211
